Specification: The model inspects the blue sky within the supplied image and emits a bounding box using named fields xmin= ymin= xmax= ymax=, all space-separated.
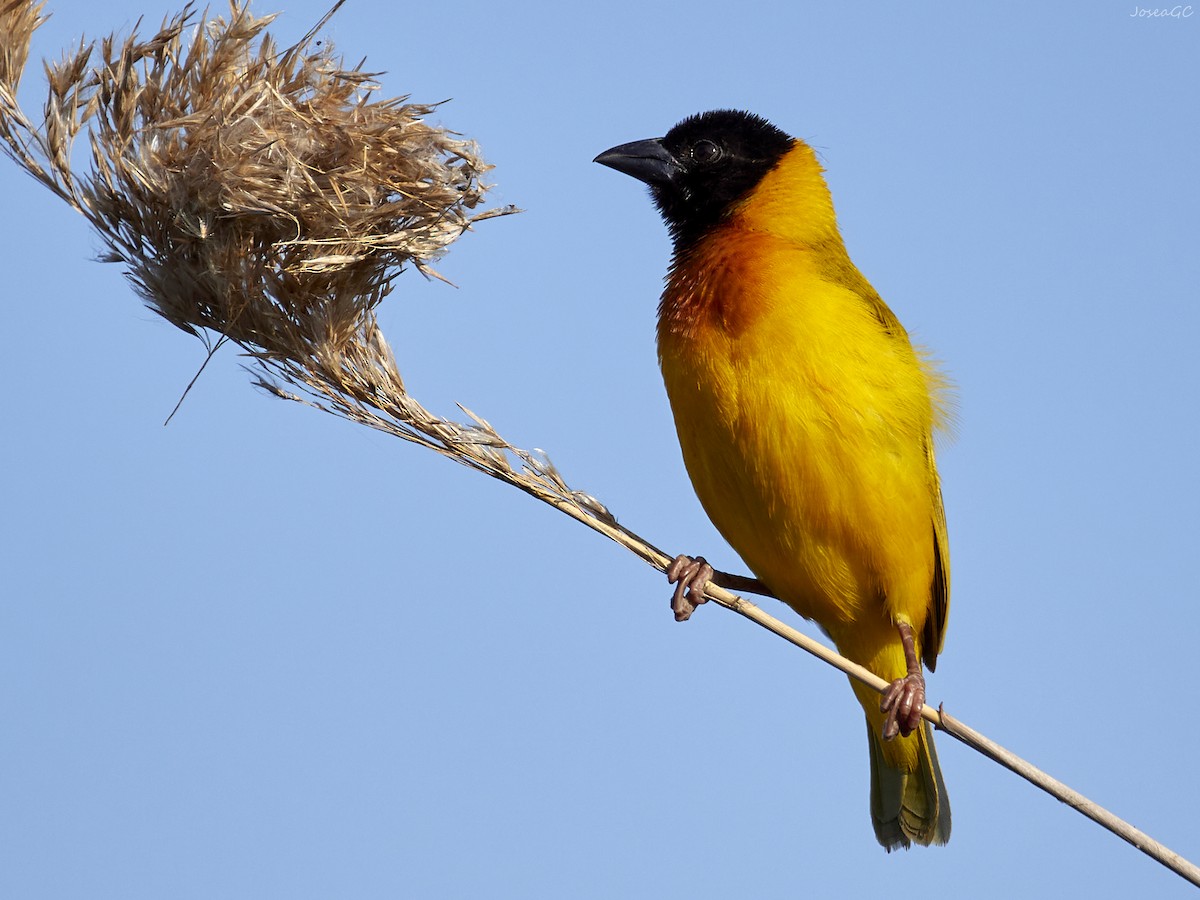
xmin=2 ymin=1 xmax=1198 ymax=897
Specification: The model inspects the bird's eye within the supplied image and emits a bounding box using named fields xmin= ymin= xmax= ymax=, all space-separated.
xmin=690 ymin=139 xmax=723 ymax=165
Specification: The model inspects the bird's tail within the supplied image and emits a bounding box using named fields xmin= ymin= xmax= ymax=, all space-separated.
xmin=864 ymin=716 xmax=951 ymax=850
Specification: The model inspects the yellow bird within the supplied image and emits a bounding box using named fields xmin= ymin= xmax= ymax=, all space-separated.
xmin=595 ymin=110 xmax=952 ymax=849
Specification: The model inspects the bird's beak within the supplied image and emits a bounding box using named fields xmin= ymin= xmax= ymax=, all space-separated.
xmin=594 ymin=138 xmax=681 ymax=188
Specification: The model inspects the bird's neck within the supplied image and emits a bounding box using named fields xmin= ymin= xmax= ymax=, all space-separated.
xmin=658 ymin=144 xmax=848 ymax=342
xmin=725 ymin=140 xmax=842 ymax=246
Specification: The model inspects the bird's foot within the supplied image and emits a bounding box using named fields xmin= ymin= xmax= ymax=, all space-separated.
xmin=880 ymin=671 xmax=926 ymax=740
xmin=880 ymin=621 xmax=926 ymax=740
xmin=666 ymin=555 xmax=713 ymax=622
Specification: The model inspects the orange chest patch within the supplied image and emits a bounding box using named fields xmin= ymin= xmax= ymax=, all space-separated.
xmin=659 ymin=227 xmax=782 ymax=342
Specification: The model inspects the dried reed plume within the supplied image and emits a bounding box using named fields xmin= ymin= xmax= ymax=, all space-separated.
xmin=1 ymin=0 xmax=1197 ymax=888
xmin=0 ymin=0 xmax=519 ymax=422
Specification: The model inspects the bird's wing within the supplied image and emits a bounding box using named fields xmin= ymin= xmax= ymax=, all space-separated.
xmin=923 ymin=437 xmax=950 ymax=672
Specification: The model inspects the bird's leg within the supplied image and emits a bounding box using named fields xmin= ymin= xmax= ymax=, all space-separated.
xmin=666 ymin=555 xmax=774 ymax=621
xmin=879 ymin=622 xmax=925 ymax=741
xmin=666 ymin=555 xmax=713 ymax=621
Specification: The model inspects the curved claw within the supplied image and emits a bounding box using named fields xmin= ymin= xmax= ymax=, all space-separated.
xmin=666 ymin=554 xmax=713 ymax=622
xmin=880 ymin=671 xmax=925 ymax=741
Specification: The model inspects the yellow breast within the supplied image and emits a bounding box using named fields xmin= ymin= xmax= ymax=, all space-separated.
xmin=657 ymin=223 xmax=940 ymax=645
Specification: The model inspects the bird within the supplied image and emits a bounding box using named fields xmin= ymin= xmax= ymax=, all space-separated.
xmin=594 ymin=109 xmax=952 ymax=850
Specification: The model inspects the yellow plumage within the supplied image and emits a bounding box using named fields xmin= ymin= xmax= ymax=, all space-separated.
xmin=597 ymin=110 xmax=952 ymax=848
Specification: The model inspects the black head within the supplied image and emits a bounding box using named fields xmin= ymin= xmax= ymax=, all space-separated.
xmin=594 ymin=109 xmax=795 ymax=250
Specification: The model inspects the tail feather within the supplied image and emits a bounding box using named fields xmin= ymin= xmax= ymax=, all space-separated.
xmin=866 ymin=719 xmax=951 ymax=850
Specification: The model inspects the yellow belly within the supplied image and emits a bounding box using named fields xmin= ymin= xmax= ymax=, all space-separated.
xmin=657 ymin=230 xmax=940 ymax=664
